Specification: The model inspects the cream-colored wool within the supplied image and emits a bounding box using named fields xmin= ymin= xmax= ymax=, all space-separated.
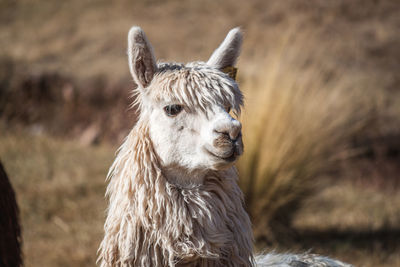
xmin=99 ymin=124 xmax=252 ymax=267
xmin=98 ymin=27 xmax=352 ymax=267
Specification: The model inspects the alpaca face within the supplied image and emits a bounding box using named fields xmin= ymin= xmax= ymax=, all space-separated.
xmin=144 ymin=80 xmax=243 ymax=172
xmin=127 ymin=27 xmax=244 ymax=182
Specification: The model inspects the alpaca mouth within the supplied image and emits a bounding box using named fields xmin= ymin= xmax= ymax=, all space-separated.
xmin=206 ymin=148 xmax=238 ymax=163
xmin=221 ymin=152 xmax=237 ymax=162
xmin=205 ymin=137 xmax=243 ymax=164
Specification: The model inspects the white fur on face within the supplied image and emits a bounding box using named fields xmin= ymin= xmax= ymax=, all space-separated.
xmin=133 ymin=60 xmax=244 ymax=187
xmin=145 ymin=94 xmax=243 ymax=186
xmin=126 ymin=27 xmax=244 ymax=188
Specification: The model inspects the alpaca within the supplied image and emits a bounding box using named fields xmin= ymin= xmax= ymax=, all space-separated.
xmin=0 ymin=161 xmax=23 ymax=267
xmin=98 ymin=27 xmax=352 ymax=267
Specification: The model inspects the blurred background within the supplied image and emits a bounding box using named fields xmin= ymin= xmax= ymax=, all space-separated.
xmin=1 ymin=0 xmax=399 ymax=266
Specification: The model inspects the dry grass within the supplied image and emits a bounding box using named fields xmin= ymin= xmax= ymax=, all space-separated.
xmin=291 ymin=181 xmax=400 ymax=267
xmin=2 ymin=0 xmax=399 ymax=87
xmin=237 ymin=32 xmax=374 ymax=241
xmin=1 ymin=130 xmax=399 ymax=267
xmin=295 ymin=181 xmax=400 ymax=231
xmin=0 ymin=128 xmax=114 ymax=266
xmin=1 ymin=1 xmax=400 ymax=266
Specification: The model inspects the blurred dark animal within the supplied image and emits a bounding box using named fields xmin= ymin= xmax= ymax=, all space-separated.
xmin=0 ymin=161 xmax=22 ymax=267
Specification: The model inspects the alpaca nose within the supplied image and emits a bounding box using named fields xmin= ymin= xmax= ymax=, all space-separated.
xmin=214 ymin=120 xmax=242 ymax=141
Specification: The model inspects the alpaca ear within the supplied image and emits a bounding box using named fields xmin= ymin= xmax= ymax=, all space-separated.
xmin=128 ymin=26 xmax=157 ymax=89
xmin=207 ymin=27 xmax=243 ymax=69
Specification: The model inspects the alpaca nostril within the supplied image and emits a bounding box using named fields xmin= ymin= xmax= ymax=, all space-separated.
xmin=213 ymin=120 xmax=242 ymax=141
xmin=214 ymin=129 xmax=241 ymax=142
xmin=229 ymin=129 xmax=241 ymax=141
xmin=214 ymin=130 xmax=230 ymax=139
xmin=231 ymin=132 xmax=242 ymax=142
xmin=229 ymin=124 xmax=242 ymax=141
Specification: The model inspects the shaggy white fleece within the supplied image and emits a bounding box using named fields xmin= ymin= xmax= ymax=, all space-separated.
xmin=97 ymin=26 xmax=352 ymax=267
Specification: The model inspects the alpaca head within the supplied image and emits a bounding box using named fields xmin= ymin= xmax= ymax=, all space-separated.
xmin=128 ymin=27 xmax=244 ymax=185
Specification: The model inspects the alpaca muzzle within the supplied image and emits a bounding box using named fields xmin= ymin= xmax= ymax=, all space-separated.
xmin=209 ymin=132 xmax=243 ymax=162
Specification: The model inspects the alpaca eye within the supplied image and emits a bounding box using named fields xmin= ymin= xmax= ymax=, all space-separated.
xmin=164 ymin=104 xmax=183 ymax=116
xmin=225 ymin=106 xmax=231 ymax=113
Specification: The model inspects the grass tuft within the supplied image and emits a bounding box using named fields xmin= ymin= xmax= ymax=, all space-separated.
xmin=237 ymin=38 xmax=374 ymax=243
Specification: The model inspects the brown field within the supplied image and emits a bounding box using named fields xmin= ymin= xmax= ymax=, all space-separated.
xmin=1 ymin=0 xmax=400 ymax=266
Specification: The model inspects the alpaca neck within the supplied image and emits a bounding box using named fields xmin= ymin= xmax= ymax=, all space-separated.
xmin=163 ymin=165 xmax=207 ymax=188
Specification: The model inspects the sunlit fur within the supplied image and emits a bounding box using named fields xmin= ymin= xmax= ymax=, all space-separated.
xmin=98 ymin=63 xmax=252 ymax=266
xmin=98 ymin=123 xmax=253 ymax=266
xmin=98 ymin=27 xmax=352 ymax=267
xmin=147 ymin=62 xmax=242 ymax=116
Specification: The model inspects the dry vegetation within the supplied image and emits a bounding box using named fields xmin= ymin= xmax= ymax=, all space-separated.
xmin=237 ymin=40 xmax=373 ymax=241
xmin=0 ymin=127 xmax=113 ymax=266
xmin=1 ymin=0 xmax=400 ymax=266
